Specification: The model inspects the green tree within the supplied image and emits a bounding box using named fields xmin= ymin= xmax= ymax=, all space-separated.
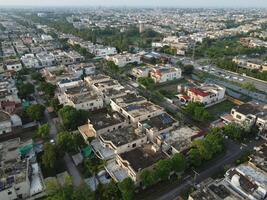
xmin=42 ymin=143 xmax=57 ymax=170
xmin=154 ymin=159 xmax=172 ymax=181
xmin=188 ymin=148 xmax=202 ymax=167
xmin=56 ymin=131 xmax=76 ymax=153
xmin=26 ymin=104 xmax=45 ymax=121
xmin=18 ymin=82 xmax=35 ymax=98
xmin=137 ymin=77 xmax=155 ymax=90
xmin=242 ymin=82 xmax=256 ymax=92
xmin=118 ymin=178 xmax=135 ymax=200
xmin=39 ymin=82 xmax=56 ymax=97
xmin=100 ymin=180 xmax=121 ymax=200
xmin=181 ymin=65 xmax=194 ymax=75
xmin=170 ymin=153 xmax=186 ymax=173
xmin=37 ymin=123 xmax=50 ymax=139
xmin=223 ymin=124 xmax=243 ymax=141
xmin=140 ymin=170 xmax=156 ymax=188
xmin=49 ymin=98 xmax=62 ymax=112
xmin=58 ymin=106 xmax=90 ymax=131
xmin=31 ymin=71 xmax=44 ymax=82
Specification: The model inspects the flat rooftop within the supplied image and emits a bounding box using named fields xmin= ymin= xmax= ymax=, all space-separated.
xmin=160 ymin=126 xmax=199 ymax=152
xmin=124 ymin=102 xmax=163 ymax=118
xmin=120 ymin=144 xmax=167 ymax=172
xmin=112 ymin=93 xmax=146 ymax=106
xmin=100 ymin=127 xmax=146 ymax=147
xmin=227 ymin=164 xmax=267 ymax=194
xmin=249 ymin=143 xmax=267 ymax=173
xmin=140 ymin=113 xmax=177 ymax=132
xmin=234 ymin=101 xmax=265 ymax=115
xmin=89 ymin=109 xmax=125 ymax=131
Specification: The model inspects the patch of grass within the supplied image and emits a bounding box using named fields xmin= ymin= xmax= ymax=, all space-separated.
xmin=207 ymin=100 xmax=236 ymax=119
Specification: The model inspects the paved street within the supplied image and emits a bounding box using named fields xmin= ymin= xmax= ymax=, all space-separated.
xmin=155 ymin=139 xmax=265 ymax=200
xmin=64 ymin=153 xmax=83 ymax=186
xmin=159 ymin=53 xmax=267 ymax=94
xmin=34 ymin=88 xmax=83 ymax=187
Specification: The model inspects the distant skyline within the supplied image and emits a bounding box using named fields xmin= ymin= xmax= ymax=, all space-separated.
xmin=0 ymin=0 xmax=267 ymax=8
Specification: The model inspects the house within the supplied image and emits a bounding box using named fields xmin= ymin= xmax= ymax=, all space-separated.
xmin=138 ymin=112 xmax=179 ymax=141
xmin=110 ymin=93 xmax=164 ymax=124
xmin=0 ymin=111 xmax=12 ymax=134
xmin=225 ymin=164 xmax=267 ymax=200
xmin=156 ymin=126 xmax=202 ymax=155
xmin=229 ymin=101 xmax=266 ymax=128
xmin=106 ymin=53 xmax=141 ymax=67
xmin=57 ymin=77 xmax=82 ymax=89
xmin=131 ymin=66 xmax=151 ymax=79
xmin=78 ymin=109 xmax=127 ymax=140
xmin=107 ymin=144 xmax=168 ymax=183
xmin=92 ymin=126 xmax=147 ymax=160
xmin=68 ymin=63 xmax=96 ymax=77
xmin=58 ymin=83 xmax=103 ymax=111
xmin=21 ymin=54 xmax=40 ymax=68
xmin=179 ymin=84 xmax=226 ymax=107
xmin=36 ymin=52 xmax=56 ymax=67
xmin=150 ymin=65 xmax=182 ymax=83
xmin=0 ymin=138 xmax=45 ymax=200
xmin=4 ymin=59 xmax=22 ymax=72
xmin=188 ymin=178 xmax=243 ymax=200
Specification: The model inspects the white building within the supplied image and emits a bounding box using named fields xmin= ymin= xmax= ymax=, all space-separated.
xmin=106 ymin=53 xmax=141 ymax=67
xmin=36 ymin=52 xmax=56 ymax=67
xmin=225 ymin=164 xmax=267 ymax=200
xmin=180 ymin=84 xmax=226 ymax=106
xmin=4 ymin=59 xmax=22 ymax=72
xmin=150 ymin=65 xmax=182 ymax=83
xmin=21 ymin=54 xmax=40 ymax=68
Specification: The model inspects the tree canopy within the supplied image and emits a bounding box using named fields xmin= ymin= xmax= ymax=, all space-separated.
xmin=26 ymin=104 xmax=45 ymax=121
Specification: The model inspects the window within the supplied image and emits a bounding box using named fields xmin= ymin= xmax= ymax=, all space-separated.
xmin=236 ymin=115 xmax=242 ymax=120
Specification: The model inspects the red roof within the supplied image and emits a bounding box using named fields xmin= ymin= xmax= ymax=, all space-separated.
xmin=180 ymin=95 xmax=191 ymax=100
xmin=188 ymin=87 xmax=209 ymax=97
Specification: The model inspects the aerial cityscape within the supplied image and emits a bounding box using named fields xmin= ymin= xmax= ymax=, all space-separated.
xmin=0 ymin=0 xmax=266 ymax=200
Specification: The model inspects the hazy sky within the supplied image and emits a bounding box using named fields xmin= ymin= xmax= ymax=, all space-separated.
xmin=0 ymin=0 xmax=266 ymax=8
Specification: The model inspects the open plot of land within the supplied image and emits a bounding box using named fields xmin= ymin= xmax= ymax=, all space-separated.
xmin=207 ymin=100 xmax=236 ymax=119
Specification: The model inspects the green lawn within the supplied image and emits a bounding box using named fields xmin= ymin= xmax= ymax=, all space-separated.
xmin=207 ymin=100 xmax=236 ymax=119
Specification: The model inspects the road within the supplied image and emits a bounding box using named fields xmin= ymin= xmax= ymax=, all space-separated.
xmin=34 ymin=87 xmax=83 ymax=187
xmin=159 ymin=53 xmax=267 ymax=94
xmin=64 ymin=153 xmax=83 ymax=186
xmin=155 ymin=139 xmax=265 ymax=200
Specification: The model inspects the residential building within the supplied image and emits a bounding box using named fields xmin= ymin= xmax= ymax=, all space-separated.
xmin=21 ymin=54 xmax=40 ymax=68
xmin=150 ymin=65 xmax=182 ymax=83
xmin=110 ymin=93 xmax=164 ymax=124
xmin=36 ymin=52 xmax=56 ymax=67
xmin=58 ymin=83 xmax=103 ymax=111
xmin=68 ymin=63 xmax=96 ymax=77
xmin=107 ymin=144 xmax=168 ymax=183
xmin=131 ymin=66 xmax=151 ymax=79
xmin=225 ymin=164 xmax=267 ymax=200
xmin=0 ymin=138 xmax=45 ymax=200
xmin=138 ymin=112 xmax=179 ymax=141
xmin=106 ymin=53 xmax=141 ymax=67
xmin=156 ymin=126 xmax=203 ymax=155
xmin=178 ymin=84 xmax=226 ymax=106
xmin=4 ymin=58 xmax=22 ymax=72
